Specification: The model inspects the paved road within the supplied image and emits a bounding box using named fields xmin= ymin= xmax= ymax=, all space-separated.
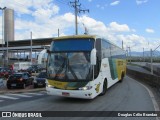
xmin=0 ymin=76 xmax=157 ymax=120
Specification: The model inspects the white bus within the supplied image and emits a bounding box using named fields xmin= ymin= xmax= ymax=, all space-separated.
xmin=46 ymin=35 xmax=126 ymax=99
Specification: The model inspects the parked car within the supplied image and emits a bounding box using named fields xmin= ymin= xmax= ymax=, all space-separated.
xmin=0 ymin=67 xmax=14 ymax=78
xmin=0 ymin=77 xmax=4 ymax=88
xmin=33 ymin=72 xmax=47 ymax=88
xmin=7 ymin=72 xmax=33 ymax=89
xmin=27 ymin=65 xmax=43 ymax=74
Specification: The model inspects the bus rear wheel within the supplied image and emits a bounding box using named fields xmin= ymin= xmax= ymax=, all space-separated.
xmin=119 ymin=73 xmax=124 ymax=83
xmin=100 ymin=80 xmax=107 ymax=96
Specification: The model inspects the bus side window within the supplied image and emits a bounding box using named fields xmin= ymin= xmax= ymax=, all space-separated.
xmin=102 ymin=40 xmax=111 ymax=58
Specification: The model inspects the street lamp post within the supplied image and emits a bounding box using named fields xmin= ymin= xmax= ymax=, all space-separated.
xmin=150 ymin=49 xmax=153 ymax=74
xmin=127 ymin=46 xmax=131 ymax=64
xmin=30 ymin=31 xmax=32 ymax=64
xmin=0 ymin=7 xmax=6 ymax=67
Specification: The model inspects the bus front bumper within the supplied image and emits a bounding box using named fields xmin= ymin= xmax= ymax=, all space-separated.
xmin=46 ymin=87 xmax=96 ymax=99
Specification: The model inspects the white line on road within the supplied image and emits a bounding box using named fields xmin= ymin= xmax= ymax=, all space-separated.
xmin=0 ymin=95 xmax=19 ymax=100
xmin=6 ymin=94 xmax=32 ymax=98
xmin=22 ymin=92 xmax=44 ymax=96
xmin=40 ymin=91 xmax=47 ymax=93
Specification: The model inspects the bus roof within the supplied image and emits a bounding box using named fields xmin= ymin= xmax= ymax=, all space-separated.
xmin=52 ymin=35 xmax=123 ymax=50
xmin=52 ymin=35 xmax=97 ymax=40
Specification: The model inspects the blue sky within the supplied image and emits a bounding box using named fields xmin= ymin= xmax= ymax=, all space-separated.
xmin=0 ymin=0 xmax=160 ymax=52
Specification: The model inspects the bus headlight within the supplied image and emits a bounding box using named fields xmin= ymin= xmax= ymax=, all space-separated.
xmin=79 ymin=86 xmax=92 ymax=90
xmin=48 ymin=85 xmax=53 ymax=88
xmin=45 ymin=80 xmax=48 ymax=87
xmin=45 ymin=80 xmax=53 ymax=88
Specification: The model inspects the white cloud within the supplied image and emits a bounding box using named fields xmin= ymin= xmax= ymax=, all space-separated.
xmin=15 ymin=12 xmax=75 ymax=40
xmin=14 ymin=11 xmax=154 ymax=51
xmin=131 ymin=29 xmax=136 ymax=32
xmin=0 ymin=0 xmax=57 ymax=15
xmin=109 ymin=22 xmax=130 ymax=32
xmin=32 ymin=4 xmax=59 ymax=24
xmin=145 ymin=28 xmax=154 ymax=33
xmin=0 ymin=0 xmax=158 ymax=52
xmin=110 ymin=1 xmax=120 ymax=6
xmin=79 ymin=16 xmax=157 ymax=51
xmin=88 ymin=0 xmax=92 ymax=2
xmin=0 ymin=0 xmax=32 ymax=14
xmin=80 ymin=16 xmax=108 ymax=36
xmin=136 ymin=0 xmax=148 ymax=5
xmin=96 ymin=4 xmax=105 ymax=10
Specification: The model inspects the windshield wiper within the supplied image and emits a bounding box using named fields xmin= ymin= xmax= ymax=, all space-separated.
xmin=68 ymin=65 xmax=78 ymax=80
xmin=54 ymin=59 xmax=66 ymax=79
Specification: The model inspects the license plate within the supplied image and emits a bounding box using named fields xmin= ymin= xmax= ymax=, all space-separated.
xmin=62 ymin=92 xmax=70 ymax=96
xmin=11 ymin=84 xmax=16 ymax=87
xmin=38 ymin=83 xmax=43 ymax=86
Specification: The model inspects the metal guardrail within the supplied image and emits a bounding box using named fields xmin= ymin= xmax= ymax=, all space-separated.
xmin=127 ymin=68 xmax=160 ymax=91
xmin=142 ymin=63 xmax=160 ymax=76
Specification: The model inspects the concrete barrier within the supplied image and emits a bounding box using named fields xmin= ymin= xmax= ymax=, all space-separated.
xmin=127 ymin=68 xmax=160 ymax=90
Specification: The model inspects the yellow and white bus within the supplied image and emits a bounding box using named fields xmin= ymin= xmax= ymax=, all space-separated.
xmin=46 ymin=35 xmax=126 ymax=99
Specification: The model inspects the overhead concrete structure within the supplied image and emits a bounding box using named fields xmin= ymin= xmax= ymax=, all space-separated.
xmin=4 ymin=8 xmax=14 ymax=42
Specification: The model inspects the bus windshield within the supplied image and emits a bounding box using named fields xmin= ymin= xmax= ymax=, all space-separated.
xmin=47 ymin=39 xmax=94 ymax=81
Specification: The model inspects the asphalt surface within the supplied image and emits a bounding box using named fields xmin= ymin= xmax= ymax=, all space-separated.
xmin=0 ymin=76 xmax=158 ymax=120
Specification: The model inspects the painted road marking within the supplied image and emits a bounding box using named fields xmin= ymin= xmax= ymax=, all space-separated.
xmin=0 ymin=95 xmax=19 ymax=100
xmin=6 ymin=93 xmax=32 ymax=98
xmin=40 ymin=91 xmax=47 ymax=94
xmin=23 ymin=92 xmax=44 ymax=96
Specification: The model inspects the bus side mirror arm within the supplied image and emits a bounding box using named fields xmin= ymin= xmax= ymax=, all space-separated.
xmin=90 ymin=48 xmax=97 ymax=65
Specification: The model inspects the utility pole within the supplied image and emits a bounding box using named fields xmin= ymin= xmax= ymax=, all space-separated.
xmin=70 ymin=0 xmax=89 ymax=35
xmin=122 ymin=40 xmax=124 ymax=49
xmin=127 ymin=47 xmax=131 ymax=63
xmin=150 ymin=49 xmax=153 ymax=74
xmin=6 ymin=34 xmax=8 ymax=66
xmin=58 ymin=29 xmax=59 ymax=37
xmin=30 ymin=32 xmax=32 ymax=64
xmin=143 ymin=48 xmax=145 ymax=62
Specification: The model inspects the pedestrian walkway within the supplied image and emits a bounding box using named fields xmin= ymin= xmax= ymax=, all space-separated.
xmin=0 ymin=91 xmax=47 ymax=103
xmin=0 ymin=86 xmax=45 ymax=94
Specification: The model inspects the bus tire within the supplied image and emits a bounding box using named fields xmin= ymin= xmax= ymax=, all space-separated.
xmin=100 ymin=79 xmax=107 ymax=96
xmin=119 ymin=72 xmax=124 ymax=83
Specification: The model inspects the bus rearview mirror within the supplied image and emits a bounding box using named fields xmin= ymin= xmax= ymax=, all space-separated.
xmin=90 ymin=48 xmax=96 ymax=65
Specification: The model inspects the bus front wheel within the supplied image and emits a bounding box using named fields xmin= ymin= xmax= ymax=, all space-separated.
xmin=119 ymin=73 xmax=124 ymax=82
xmin=100 ymin=79 xmax=107 ymax=96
